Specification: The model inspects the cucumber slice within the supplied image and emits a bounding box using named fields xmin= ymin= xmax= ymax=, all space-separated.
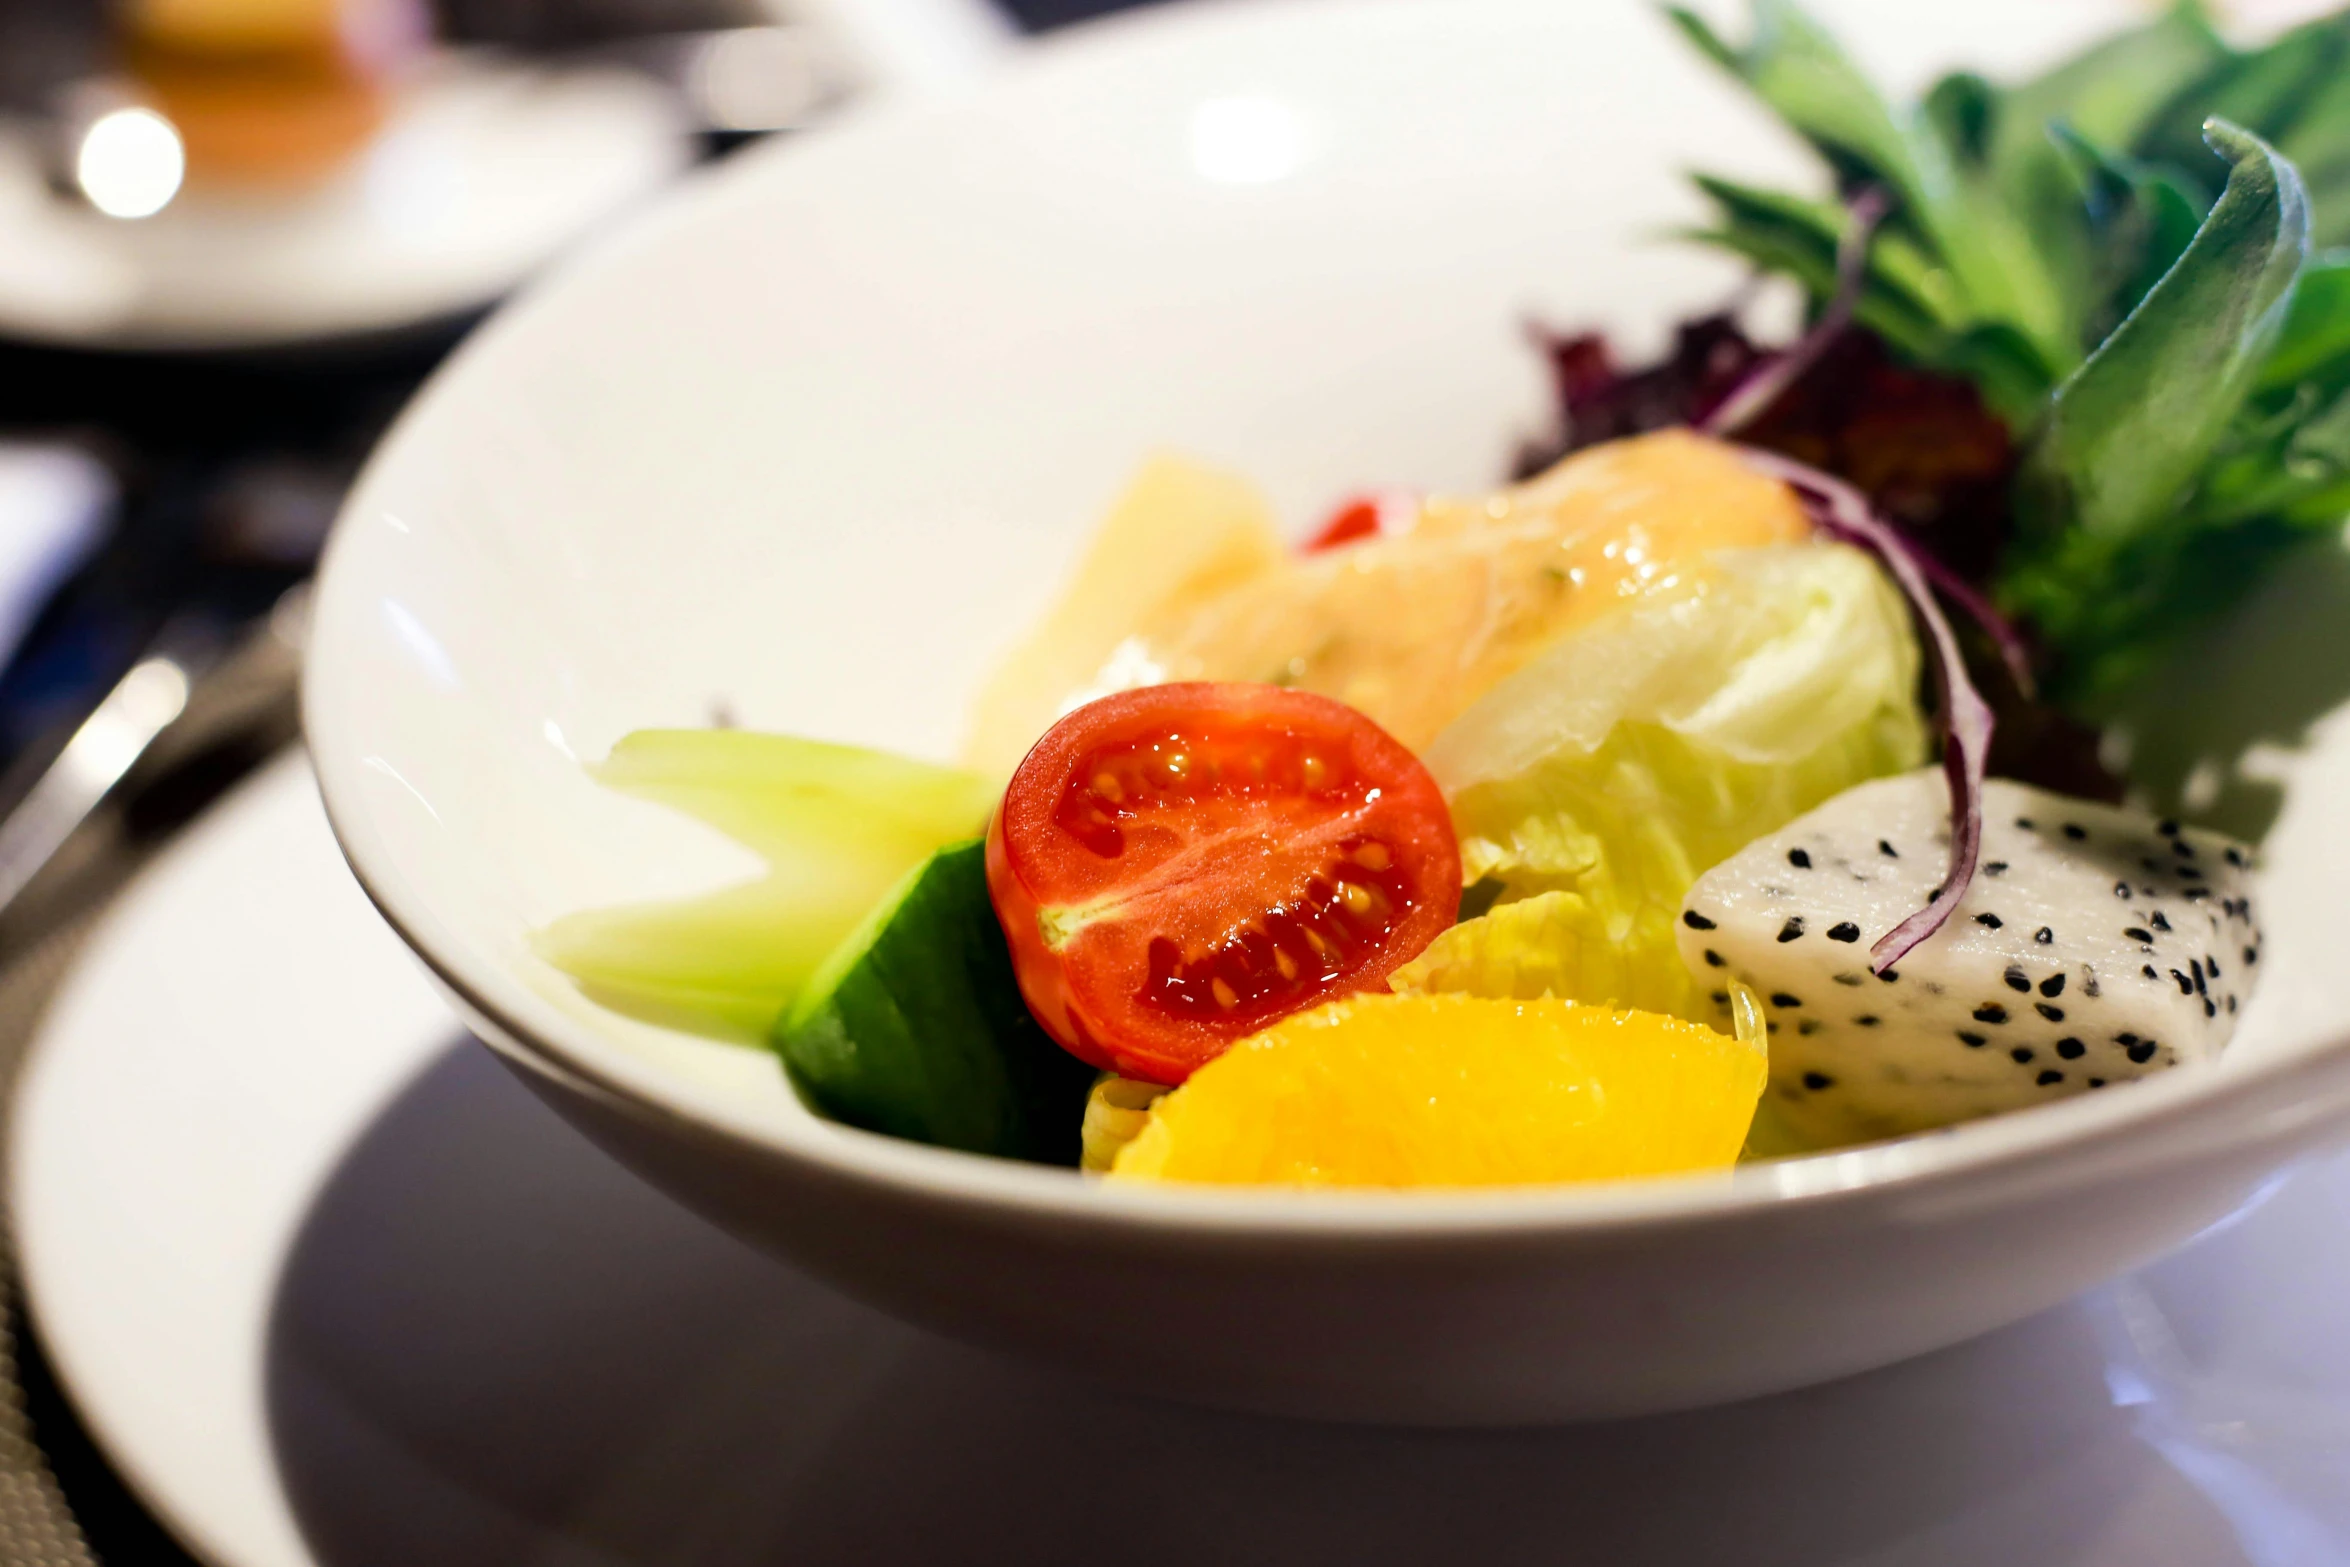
xmin=778 ymin=839 xmax=1095 ymax=1163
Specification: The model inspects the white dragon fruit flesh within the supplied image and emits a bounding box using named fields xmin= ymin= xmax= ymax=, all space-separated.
xmin=1676 ymin=770 xmax=2260 ymax=1146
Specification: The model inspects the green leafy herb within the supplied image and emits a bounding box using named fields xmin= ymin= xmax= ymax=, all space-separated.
xmin=1673 ymin=0 xmax=2079 ymax=385
xmin=2005 ymin=122 xmax=2309 ymax=701
xmin=1676 ymin=1 xmax=2350 ymax=712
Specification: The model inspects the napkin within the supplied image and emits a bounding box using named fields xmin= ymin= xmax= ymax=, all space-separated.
xmin=0 ymin=442 xmax=111 ymax=674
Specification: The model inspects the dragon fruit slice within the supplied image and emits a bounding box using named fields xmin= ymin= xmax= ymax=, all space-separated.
xmin=1676 ymin=770 xmax=2260 ymax=1146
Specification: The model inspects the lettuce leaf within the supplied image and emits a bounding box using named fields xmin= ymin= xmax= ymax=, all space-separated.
xmin=1393 ymin=544 xmax=1925 ymax=1019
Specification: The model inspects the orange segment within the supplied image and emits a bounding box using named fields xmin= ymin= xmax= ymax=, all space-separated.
xmin=1107 ymin=993 xmax=1765 ymax=1188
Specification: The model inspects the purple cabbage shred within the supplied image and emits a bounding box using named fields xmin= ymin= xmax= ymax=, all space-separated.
xmin=1735 ymin=449 xmax=1997 ymax=973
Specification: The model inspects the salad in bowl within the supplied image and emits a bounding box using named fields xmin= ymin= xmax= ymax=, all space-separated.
xmin=305 ymin=0 xmax=2350 ymax=1420
xmin=538 ymin=1 xmax=2320 ymax=1189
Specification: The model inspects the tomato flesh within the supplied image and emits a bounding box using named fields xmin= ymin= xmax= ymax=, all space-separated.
xmin=1301 ymin=490 xmax=1415 ymax=552
xmin=987 ymin=683 xmax=1461 ymax=1085
xmin=1303 ymin=498 xmax=1382 ymax=552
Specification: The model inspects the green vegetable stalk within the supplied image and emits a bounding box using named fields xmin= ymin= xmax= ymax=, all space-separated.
xmin=534 ymin=729 xmax=996 ymax=1040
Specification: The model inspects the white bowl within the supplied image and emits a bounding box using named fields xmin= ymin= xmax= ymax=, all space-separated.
xmin=305 ymin=0 xmax=2350 ymax=1425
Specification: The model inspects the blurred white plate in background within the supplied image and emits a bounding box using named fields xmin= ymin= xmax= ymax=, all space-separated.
xmin=0 ymin=57 xmax=689 ymax=352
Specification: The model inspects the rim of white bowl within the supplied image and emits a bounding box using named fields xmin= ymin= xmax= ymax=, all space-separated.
xmin=306 ymin=0 xmax=2350 ymax=1241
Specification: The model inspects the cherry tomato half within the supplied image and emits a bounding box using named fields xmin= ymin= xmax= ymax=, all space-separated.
xmin=986 ymin=683 xmax=1462 ymax=1085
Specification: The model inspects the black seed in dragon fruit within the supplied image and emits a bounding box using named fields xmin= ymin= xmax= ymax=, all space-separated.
xmin=1676 ymin=771 xmax=2260 ymax=1146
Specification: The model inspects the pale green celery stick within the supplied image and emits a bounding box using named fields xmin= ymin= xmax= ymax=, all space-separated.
xmin=534 ymin=729 xmax=998 ymax=1043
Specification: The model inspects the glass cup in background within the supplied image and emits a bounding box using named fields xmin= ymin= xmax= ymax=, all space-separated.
xmin=114 ymin=0 xmax=430 ymax=187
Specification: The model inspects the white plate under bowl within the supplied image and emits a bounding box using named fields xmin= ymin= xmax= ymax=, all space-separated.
xmin=17 ymin=760 xmax=2350 ymax=1565
xmin=304 ymin=0 xmax=2350 ymax=1424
